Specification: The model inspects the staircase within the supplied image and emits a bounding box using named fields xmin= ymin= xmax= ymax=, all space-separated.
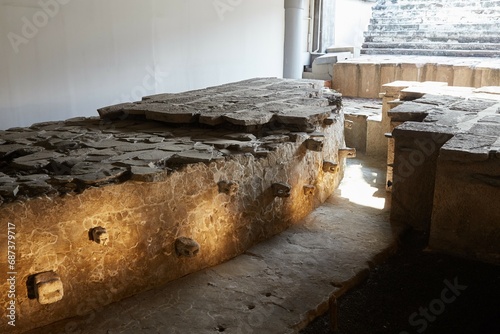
xmin=362 ymin=0 xmax=500 ymax=57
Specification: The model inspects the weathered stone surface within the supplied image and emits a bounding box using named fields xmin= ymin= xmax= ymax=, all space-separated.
xmin=33 ymin=271 xmax=64 ymax=305
xmin=388 ymin=82 xmax=500 ymax=264
xmin=0 ymin=78 xmax=347 ymax=333
xmin=26 ymin=156 xmax=394 ymax=334
xmin=99 ymin=78 xmax=334 ymax=132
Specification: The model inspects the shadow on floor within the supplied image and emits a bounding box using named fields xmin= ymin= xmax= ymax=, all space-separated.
xmin=300 ymin=230 xmax=500 ymax=334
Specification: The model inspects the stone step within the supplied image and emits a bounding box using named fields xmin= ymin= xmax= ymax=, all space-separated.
xmin=373 ymin=0 xmax=500 ymax=11
xmin=367 ymin=23 xmax=499 ymax=33
xmin=364 ymin=31 xmax=500 ymax=44
xmin=371 ymin=13 xmax=500 ymax=25
xmin=362 ymin=42 xmax=500 ymax=52
xmin=360 ymin=48 xmax=500 ymax=57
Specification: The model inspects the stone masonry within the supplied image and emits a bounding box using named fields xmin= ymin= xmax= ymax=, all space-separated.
xmin=363 ymin=0 xmax=500 ymax=57
xmin=0 ymin=78 xmax=349 ymax=333
xmin=387 ymin=83 xmax=500 ymax=264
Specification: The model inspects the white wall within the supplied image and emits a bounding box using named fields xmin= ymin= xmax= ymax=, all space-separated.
xmin=0 ymin=0 xmax=285 ymax=129
xmin=334 ymin=0 xmax=373 ymax=48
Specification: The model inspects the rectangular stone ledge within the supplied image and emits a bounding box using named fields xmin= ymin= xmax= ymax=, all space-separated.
xmin=0 ymin=79 xmax=347 ymax=333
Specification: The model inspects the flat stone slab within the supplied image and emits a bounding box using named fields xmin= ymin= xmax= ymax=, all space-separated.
xmin=27 ymin=157 xmax=395 ymax=334
xmin=97 ymin=78 xmax=340 ymax=131
xmin=0 ymin=78 xmax=342 ymax=203
xmin=390 ymin=86 xmax=500 ymax=161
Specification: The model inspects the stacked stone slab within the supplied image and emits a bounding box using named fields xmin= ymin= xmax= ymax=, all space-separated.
xmin=385 ymin=83 xmax=500 ymax=264
xmin=363 ymin=0 xmax=500 ymax=57
xmin=0 ymin=78 xmax=351 ymax=333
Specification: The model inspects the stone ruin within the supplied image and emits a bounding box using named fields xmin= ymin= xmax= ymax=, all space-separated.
xmin=381 ymin=82 xmax=500 ymax=264
xmin=0 ymin=78 xmax=351 ymax=333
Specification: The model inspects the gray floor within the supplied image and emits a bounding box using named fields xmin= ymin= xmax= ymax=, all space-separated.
xmin=29 ymin=155 xmax=396 ymax=334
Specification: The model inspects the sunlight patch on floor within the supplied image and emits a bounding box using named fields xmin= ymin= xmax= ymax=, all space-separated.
xmin=338 ymin=162 xmax=386 ymax=210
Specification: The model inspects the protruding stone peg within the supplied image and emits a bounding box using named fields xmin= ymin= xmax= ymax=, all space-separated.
xmin=33 ymin=271 xmax=64 ymax=305
xmin=344 ymin=120 xmax=353 ymax=130
xmin=339 ymin=148 xmax=356 ymax=159
xmin=272 ymin=183 xmax=291 ymax=198
xmin=175 ymin=237 xmax=200 ymax=258
xmin=323 ymin=117 xmax=336 ymax=125
xmin=218 ymin=181 xmax=239 ymax=196
xmin=323 ymin=161 xmax=339 ymax=173
xmin=303 ymin=185 xmax=316 ymax=196
xmin=304 ymin=138 xmax=324 ymax=152
xmin=90 ymin=226 xmax=109 ymax=246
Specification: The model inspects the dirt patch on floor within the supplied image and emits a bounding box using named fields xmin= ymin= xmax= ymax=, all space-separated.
xmin=301 ymin=231 xmax=500 ymax=334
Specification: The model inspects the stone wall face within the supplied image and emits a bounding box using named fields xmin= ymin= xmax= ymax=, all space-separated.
xmin=333 ymin=56 xmax=500 ymax=99
xmin=0 ymin=78 xmax=348 ymax=332
xmin=430 ymin=157 xmax=500 ymax=264
xmin=384 ymin=83 xmax=500 ymax=264
xmin=390 ymin=123 xmax=452 ymax=231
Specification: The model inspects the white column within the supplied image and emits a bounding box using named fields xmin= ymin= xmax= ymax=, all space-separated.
xmin=283 ymin=0 xmax=305 ymax=79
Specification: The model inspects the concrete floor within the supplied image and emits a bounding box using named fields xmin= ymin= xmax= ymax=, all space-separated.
xmin=29 ymin=155 xmax=397 ymax=334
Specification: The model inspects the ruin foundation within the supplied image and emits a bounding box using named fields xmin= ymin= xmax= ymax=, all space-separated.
xmin=0 ymin=78 xmax=351 ymax=333
xmin=383 ymin=82 xmax=500 ymax=264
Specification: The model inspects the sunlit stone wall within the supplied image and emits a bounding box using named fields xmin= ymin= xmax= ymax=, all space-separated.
xmin=0 ymin=78 xmax=349 ymax=332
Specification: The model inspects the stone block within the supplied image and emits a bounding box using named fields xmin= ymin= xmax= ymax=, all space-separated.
xmin=366 ymin=116 xmax=386 ymax=157
xmin=344 ymin=114 xmax=367 ymax=153
xmin=400 ymin=63 xmax=423 ymax=82
xmin=34 ymin=271 xmax=64 ymax=305
xmin=338 ymin=148 xmax=356 ymax=159
xmin=391 ymin=124 xmax=452 ymax=231
xmin=452 ymin=65 xmax=474 ymax=87
xmin=380 ymin=63 xmax=398 ymax=87
xmin=90 ymin=226 xmax=109 ymax=246
xmin=358 ymin=63 xmax=381 ymax=98
xmin=430 ymin=157 xmax=500 ymax=264
xmin=175 ymin=237 xmax=200 ymax=258
xmin=422 ymin=63 xmax=437 ymax=82
xmin=304 ymin=138 xmax=324 ymax=152
xmin=303 ymin=185 xmax=316 ymax=196
xmin=323 ymin=161 xmax=339 ymax=173
xmin=333 ymin=63 xmax=359 ymax=97
xmin=435 ymin=64 xmax=454 ymax=86
xmin=271 ymin=183 xmax=291 ymax=198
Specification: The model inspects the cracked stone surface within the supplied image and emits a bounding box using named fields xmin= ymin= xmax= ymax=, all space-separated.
xmin=98 ymin=77 xmax=341 ymax=131
xmin=0 ymin=78 xmax=342 ymax=204
xmin=26 ymin=156 xmax=395 ymax=334
xmin=0 ymin=78 xmax=349 ymax=333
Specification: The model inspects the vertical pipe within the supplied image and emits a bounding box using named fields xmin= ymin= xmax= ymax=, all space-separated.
xmin=283 ymin=0 xmax=305 ymax=79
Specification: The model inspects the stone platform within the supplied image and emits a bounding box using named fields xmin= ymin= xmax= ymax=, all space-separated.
xmin=26 ymin=155 xmax=395 ymax=334
xmin=0 ymin=78 xmax=349 ymax=333
xmin=385 ymin=83 xmax=500 ymax=264
xmin=333 ymin=55 xmax=500 ymax=98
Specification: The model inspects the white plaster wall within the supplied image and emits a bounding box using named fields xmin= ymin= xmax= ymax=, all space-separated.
xmin=0 ymin=0 xmax=285 ymax=129
xmin=334 ymin=0 xmax=374 ymax=48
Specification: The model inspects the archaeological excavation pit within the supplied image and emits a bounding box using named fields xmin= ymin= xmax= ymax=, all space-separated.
xmin=2 ymin=0 xmax=500 ymax=332
xmin=0 ymin=78 xmax=353 ymax=333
